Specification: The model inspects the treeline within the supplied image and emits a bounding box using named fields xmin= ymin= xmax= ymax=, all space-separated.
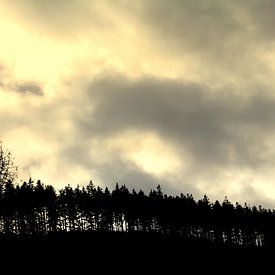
xmin=0 ymin=179 xmax=274 ymax=247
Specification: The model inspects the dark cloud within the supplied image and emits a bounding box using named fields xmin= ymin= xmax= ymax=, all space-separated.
xmin=0 ymin=63 xmax=43 ymax=95
xmin=140 ymin=0 xmax=275 ymax=47
xmin=72 ymin=76 xmax=275 ymax=173
xmin=142 ymin=0 xmax=241 ymax=50
xmin=240 ymin=0 xmax=275 ymax=41
xmin=136 ymin=0 xmax=273 ymax=80
xmin=16 ymin=82 xmax=43 ymax=96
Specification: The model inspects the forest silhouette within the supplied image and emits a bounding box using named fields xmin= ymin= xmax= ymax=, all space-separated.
xmin=0 ymin=178 xmax=273 ymax=248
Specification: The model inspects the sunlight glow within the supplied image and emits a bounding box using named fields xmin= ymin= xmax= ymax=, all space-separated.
xmin=107 ymin=131 xmax=183 ymax=177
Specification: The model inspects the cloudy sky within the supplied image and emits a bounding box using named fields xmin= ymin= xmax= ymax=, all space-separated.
xmin=1 ymin=0 xmax=275 ymax=207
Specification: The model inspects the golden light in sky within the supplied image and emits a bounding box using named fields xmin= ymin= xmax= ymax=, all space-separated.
xmin=1 ymin=0 xmax=275 ymax=207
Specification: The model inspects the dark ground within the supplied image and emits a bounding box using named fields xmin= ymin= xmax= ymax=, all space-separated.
xmin=0 ymin=232 xmax=270 ymax=272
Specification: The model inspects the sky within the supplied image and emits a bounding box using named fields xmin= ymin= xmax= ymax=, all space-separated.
xmin=1 ymin=0 xmax=275 ymax=207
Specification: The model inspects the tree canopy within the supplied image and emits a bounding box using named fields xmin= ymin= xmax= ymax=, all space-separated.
xmin=0 ymin=178 xmax=273 ymax=247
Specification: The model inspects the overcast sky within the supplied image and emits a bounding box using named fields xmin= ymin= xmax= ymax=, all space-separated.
xmin=1 ymin=0 xmax=275 ymax=207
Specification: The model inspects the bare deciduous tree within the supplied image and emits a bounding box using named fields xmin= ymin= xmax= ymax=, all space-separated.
xmin=0 ymin=142 xmax=17 ymax=185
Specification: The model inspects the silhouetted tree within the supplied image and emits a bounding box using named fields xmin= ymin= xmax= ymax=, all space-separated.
xmin=0 ymin=142 xmax=17 ymax=185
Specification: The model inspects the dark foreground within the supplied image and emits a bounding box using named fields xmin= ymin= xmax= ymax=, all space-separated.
xmin=0 ymin=230 xmax=261 ymax=244
xmin=0 ymin=231 xmax=267 ymax=253
xmin=0 ymin=232 xmax=271 ymax=272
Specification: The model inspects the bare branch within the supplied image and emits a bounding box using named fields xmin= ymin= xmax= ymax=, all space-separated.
xmin=0 ymin=142 xmax=17 ymax=185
